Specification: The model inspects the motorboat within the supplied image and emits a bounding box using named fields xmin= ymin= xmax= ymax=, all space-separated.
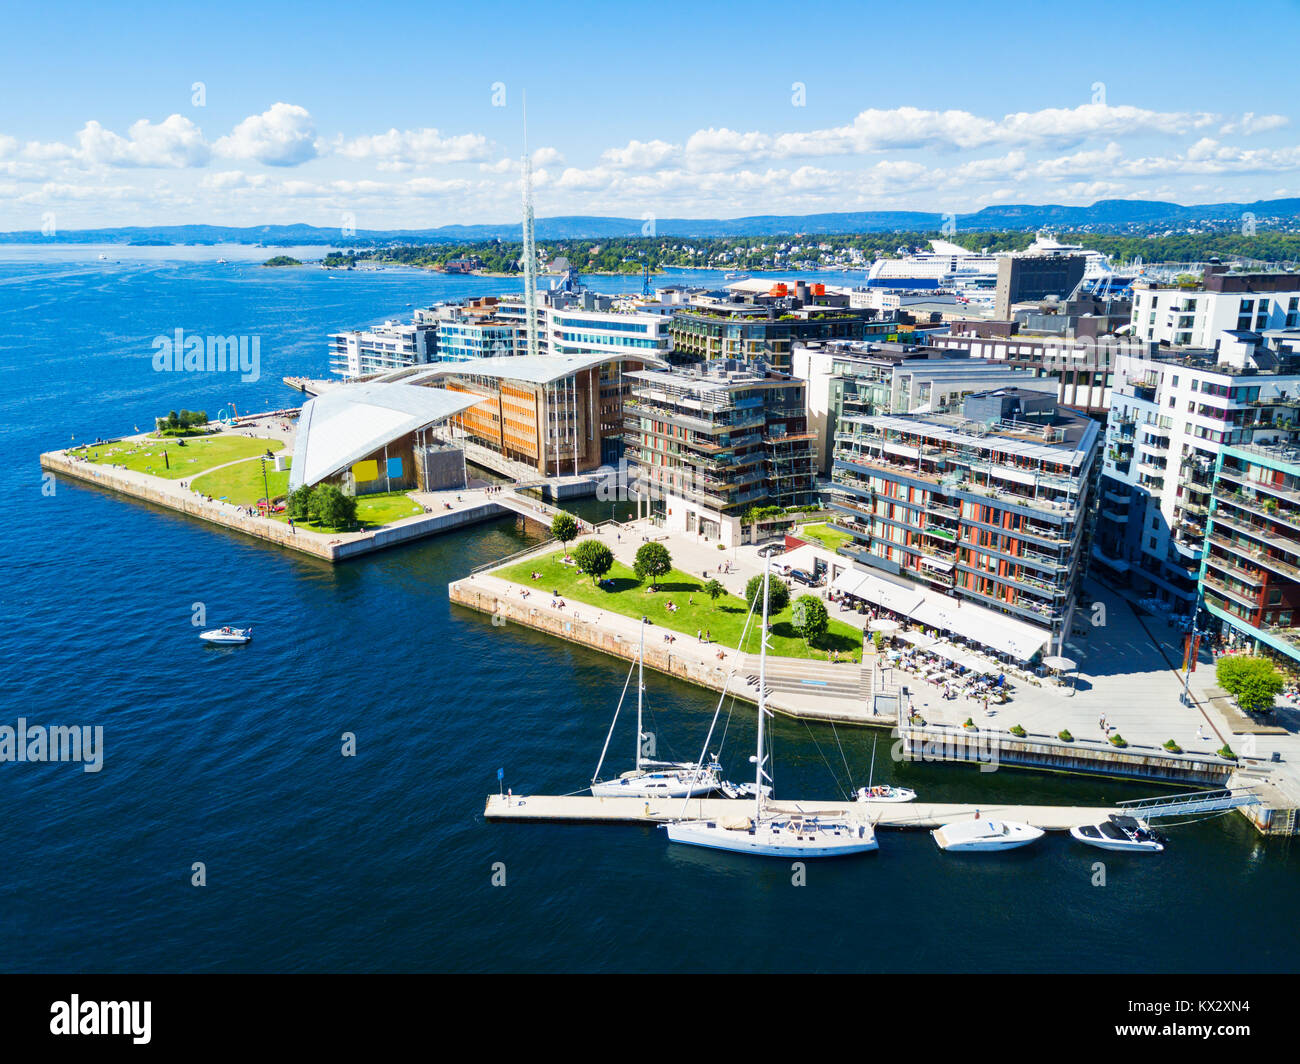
xmin=932 ymin=817 xmax=1043 ymax=852
xmin=199 ymin=625 xmax=252 ymax=645
xmin=1070 ymin=814 xmax=1164 ymax=853
xmin=663 ymin=555 xmax=877 ymax=857
xmin=856 ymin=784 xmax=917 ymax=803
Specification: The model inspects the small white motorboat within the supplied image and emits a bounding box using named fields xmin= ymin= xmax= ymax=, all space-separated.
xmin=199 ymin=625 xmax=252 ymax=645
xmin=591 ymin=762 xmax=722 ymax=799
xmin=932 ymin=817 xmax=1043 ymax=852
xmin=856 ymin=784 xmax=917 ymax=803
xmin=1070 ymin=814 xmax=1164 ymax=853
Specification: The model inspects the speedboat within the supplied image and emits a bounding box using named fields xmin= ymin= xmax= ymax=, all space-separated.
xmin=856 ymin=784 xmax=917 ymax=803
xmin=1070 ymin=814 xmax=1164 ymax=853
xmin=932 ymin=817 xmax=1043 ymax=852
xmin=199 ymin=625 xmax=252 ymax=645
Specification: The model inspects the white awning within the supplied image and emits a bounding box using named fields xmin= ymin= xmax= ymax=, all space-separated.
xmin=919 ymin=555 xmax=955 ymax=572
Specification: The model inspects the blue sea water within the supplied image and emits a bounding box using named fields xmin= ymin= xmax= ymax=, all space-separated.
xmin=1 ymin=251 xmax=1296 ymax=973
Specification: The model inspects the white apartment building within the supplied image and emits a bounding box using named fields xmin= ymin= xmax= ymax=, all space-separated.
xmin=329 ymin=321 xmax=437 ymax=379
xmin=1093 ymin=334 xmax=1300 ymax=606
xmin=1131 ymin=267 xmax=1300 ymax=348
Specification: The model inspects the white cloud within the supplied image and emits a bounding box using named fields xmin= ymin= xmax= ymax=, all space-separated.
xmin=1219 ymin=112 xmax=1290 ymax=136
xmin=77 ymin=114 xmax=210 ymax=168
xmin=335 ymin=127 xmax=493 ymax=169
xmin=600 ymin=138 xmax=679 ymax=170
xmin=215 ymin=103 xmax=318 ymax=167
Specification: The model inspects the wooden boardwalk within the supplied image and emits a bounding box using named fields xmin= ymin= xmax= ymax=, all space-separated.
xmin=483 ymin=794 xmax=1118 ymax=831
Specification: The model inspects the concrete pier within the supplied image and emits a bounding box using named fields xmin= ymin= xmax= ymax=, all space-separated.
xmin=484 ymin=793 xmax=1119 ymax=831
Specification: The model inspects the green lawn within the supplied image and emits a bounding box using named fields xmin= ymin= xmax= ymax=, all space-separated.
xmin=271 ymin=490 xmax=425 ymax=533
xmin=499 ymin=548 xmax=862 ymax=661
xmin=192 ymin=456 xmax=292 ymax=505
xmin=77 ymin=434 xmax=284 ymax=480
xmin=796 ymin=522 xmax=853 ymax=551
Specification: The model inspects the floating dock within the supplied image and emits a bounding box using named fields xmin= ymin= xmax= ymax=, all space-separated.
xmin=483 ymin=794 xmax=1118 ymax=831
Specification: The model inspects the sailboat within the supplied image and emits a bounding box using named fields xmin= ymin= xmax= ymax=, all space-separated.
xmin=663 ymin=557 xmax=878 ymax=857
xmin=590 ymin=619 xmax=724 ymax=798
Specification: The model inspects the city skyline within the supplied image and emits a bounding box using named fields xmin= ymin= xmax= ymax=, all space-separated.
xmin=3 ymin=0 xmax=1300 ymax=230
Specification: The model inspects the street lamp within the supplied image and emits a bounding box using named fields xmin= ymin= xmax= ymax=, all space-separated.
xmin=259 ymin=455 xmax=272 ymax=516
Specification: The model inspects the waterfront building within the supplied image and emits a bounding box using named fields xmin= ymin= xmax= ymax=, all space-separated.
xmin=829 ymin=389 xmax=1100 ymax=651
xmin=328 ymin=320 xmax=438 ymax=380
xmin=793 ymin=340 xmax=1059 ymax=475
xmin=428 ymin=298 xmax=522 ymax=363
xmin=1199 ymin=439 xmax=1300 ymax=667
xmin=623 ymin=361 xmax=816 ymax=546
xmin=388 ymin=352 xmax=664 ymax=479
xmin=1131 ymin=265 xmax=1300 ymax=348
xmin=1092 ymin=333 xmax=1300 ymax=608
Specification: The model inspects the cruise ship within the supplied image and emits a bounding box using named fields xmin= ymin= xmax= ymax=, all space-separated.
xmin=865 ymin=233 xmax=1113 ymax=290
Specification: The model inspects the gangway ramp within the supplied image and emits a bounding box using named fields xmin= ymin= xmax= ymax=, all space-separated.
xmin=1117 ymin=788 xmax=1260 ymax=819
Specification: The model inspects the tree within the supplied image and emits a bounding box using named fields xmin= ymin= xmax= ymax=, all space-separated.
xmin=745 ymin=574 xmax=790 ymax=616
xmin=1216 ymin=655 xmax=1284 ymax=715
xmin=573 ymin=539 xmax=614 ymax=585
xmin=633 ymin=542 xmax=672 ymax=589
xmin=791 ymin=594 xmax=829 ymax=647
xmin=703 ymin=578 xmax=725 ymax=601
xmin=551 ymin=511 xmax=578 ymax=555
xmin=286 ymin=485 xmax=314 ymax=521
xmin=308 ymin=483 xmax=357 ymax=529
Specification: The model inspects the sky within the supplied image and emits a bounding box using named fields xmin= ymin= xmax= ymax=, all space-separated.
xmin=2 ymin=0 xmax=1299 ymax=232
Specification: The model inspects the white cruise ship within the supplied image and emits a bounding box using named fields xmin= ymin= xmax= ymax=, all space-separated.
xmin=865 ymin=232 xmax=1113 ymax=291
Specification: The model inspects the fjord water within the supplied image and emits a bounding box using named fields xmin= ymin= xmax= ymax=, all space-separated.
xmin=1 ymin=252 xmax=1295 ymax=973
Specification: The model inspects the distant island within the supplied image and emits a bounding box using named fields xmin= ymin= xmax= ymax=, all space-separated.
xmin=262 ymin=256 xmax=302 ymax=268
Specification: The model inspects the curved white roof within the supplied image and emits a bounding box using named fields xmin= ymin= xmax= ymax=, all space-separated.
xmin=289 ymin=381 xmax=481 ymax=490
xmin=391 ymin=351 xmax=668 ymax=388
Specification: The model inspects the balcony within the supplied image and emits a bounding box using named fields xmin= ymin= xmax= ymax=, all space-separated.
xmin=1203 ymin=551 xmax=1266 ymax=587
xmin=1201 ymin=574 xmax=1261 ymax=612
xmin=1101 ymin=508 xmax=1129 ymax=524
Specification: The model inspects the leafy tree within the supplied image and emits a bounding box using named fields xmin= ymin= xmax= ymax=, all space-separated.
xmin=791 ymin=594 xmax=829 ymax=647
xmin=573 ymin=539 xmax=614 ymax=585
xmin=745 ymin=574 xmax=790 ymax=616
xmin=633 ymin=542 xmax=672 ymax=589
xmin=286 ymin=485 xmax=314 ymax=521
xmin=551 ymin=511 xmax=578 ymax=554
xmin=703 ymin=578 xmax=725 ymax=601
xmin=308 ymin=483 xmax=357 ymax=529
xmin=1216 ymin=655 xmax=1284 ymax=714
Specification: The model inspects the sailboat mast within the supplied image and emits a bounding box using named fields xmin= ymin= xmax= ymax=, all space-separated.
xmin=755 ymin=556 xmax=770 ymax=820
xmin=636 ymin=618 xmax=645 ymax=770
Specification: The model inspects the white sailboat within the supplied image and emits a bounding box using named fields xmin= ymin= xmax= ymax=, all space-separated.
xmin=590 ymin=619 xmax=723 ymax=798
xmin=663 ymin=557 xmax=878 ymax=857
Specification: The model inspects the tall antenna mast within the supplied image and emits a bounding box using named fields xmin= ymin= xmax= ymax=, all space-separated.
xmin=521 ymin=93 xmax=539 ymax=363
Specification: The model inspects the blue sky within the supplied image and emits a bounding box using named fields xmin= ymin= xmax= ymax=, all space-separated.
xmin=2 ymin=0 xmax=1299 ymax=230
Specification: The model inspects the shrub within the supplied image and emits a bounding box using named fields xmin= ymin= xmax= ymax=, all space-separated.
xmin=1010 ymin=724 xmax=1027 ymax=737
xmin=1058 ymin=729 xmax=1074 ymax=742
xmin=633 ymin=541 xmax=672 ymax=589
xmin=745 ymin=573 xmax=790 ymax=616
xmin=572 ymin=539 xmax=614 ymax=585
xmin=963 ymin=717 xmax=976 ymax=729
xmin=1218 ymin=744 xmax=1238 ymax=760
xmin=1163 ymin=739 xmax=1182 ymax=753
xmin=791 ymin=594 xmax=829 ymax=647
xmin=1109 ymin=733 xmax=1128 ymax=748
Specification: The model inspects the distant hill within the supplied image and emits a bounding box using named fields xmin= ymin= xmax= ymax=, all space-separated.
xmin=6 ymin=198 xmax=1300 ymax=244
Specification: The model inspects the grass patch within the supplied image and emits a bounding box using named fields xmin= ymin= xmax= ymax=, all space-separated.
xmin=272 ymin=490 xmax=425 ymax=532
xmin=499 ymin=548 xmax=863 ymax=661
xmin=77 ymin=434 xmax=283 ymax=480
xmin=795 ymin=522 xmax=853 ymax=551
xmin=192 ymin=456 xmax=292 ymax=506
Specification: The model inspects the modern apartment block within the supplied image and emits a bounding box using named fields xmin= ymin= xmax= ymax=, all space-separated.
xmin=668 ymin=285 xmax=875 ymax=372
xmin=793 ymin=340 xmax=1059 ymax=474
xmin=1092 ymin=333 xmax=1300 ymax=608
xmin=328 ymin=320 xmax=439 ymax=379
xmin=994 ymin=250 xmax=1088 ymax=318
xmin=427 ymin=298 xmax=522 ymax=363
xmin=1200 ymin=440 xmax=1300 ymax=667
xmin=829 ymin=389 xmax=1100 ymax=652
xmin=623 ymin=361 xmax=816 ymax=545
xmin=1131 ymin=266 xmax=1300 ymax=348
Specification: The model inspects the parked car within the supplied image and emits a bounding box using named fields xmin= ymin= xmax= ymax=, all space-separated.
xmin=790 ymin=568 xmax=818 ymax=586
xmin=757 ymin=543 xmax=785 ymax=557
